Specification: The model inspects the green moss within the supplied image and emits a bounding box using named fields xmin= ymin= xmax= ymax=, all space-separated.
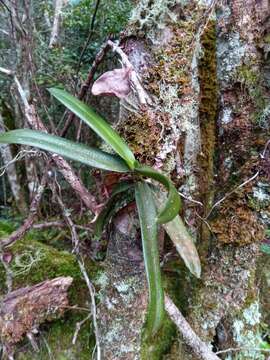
xmin=235 ymin=64 xmax=267 ymax=123
xmin=197 ymin=20 xmax=218 ymax=254
xmin=118 ymin=109 xmax=165 ymax=165
xmin=16 ymin=313 xmax=94 ymax=360
xmin=141 ymin=313 xmax=176 ymax=360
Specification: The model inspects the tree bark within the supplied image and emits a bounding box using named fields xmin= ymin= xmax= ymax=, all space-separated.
xmin=95 ymin=0 xmax=270 ymax=358
xmin=0 ymin=276 xmax=73 ymax=357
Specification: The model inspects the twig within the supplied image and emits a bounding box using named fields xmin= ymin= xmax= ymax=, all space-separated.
xmin=0 ymin=172 xmax=48 ymax=248
xmin=216 ymin=347 xmax=270 ymax=355
xmin=32 ymin=221 xmax=65 ymax=229
xmin=78 ymin=258 xmax=101 ymax=360
xmin=178 ymin=192 xmax=204 ymax=207
xmin=60 ymin=40 xmax=110 ymax=137
xmin=205 ymin=137 xmax=269 ymax=219
xmin=165 ymin=294 xmax=220 ymax=360
xmin=72 ymin=313 xmax=91 ymax=345
xmin=261 ymin=138 xmax=270 ymax=158
xmin=107 ymin=40 xmax=152 ymax=106
xmin=75 ymin=0 xmax=101 ymax=74
xmin=0 ymin=66 xmax=13 ymax=75
xmin=0 ymin=251 xmax=13 ymax=293
xmin=206 ymin=171 xmax=259 ymax=219
xmin=59 ymin=305 xmax=90 ymax=312
xmin=56 ymin=194 xmax=79 ymax=253
xmin=56 ymin=193 xmax=101 ymax=360
xmin=26 ymin=332 xmax=39 ymax=352
xmin=0 ymin=149 xmax=41 ymax=177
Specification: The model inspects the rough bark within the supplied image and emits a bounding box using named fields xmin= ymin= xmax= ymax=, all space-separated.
xmin=95 ymin=0 xmax=270 ymax=359
xmin=0 ymin=276 xmax=73 ymax=357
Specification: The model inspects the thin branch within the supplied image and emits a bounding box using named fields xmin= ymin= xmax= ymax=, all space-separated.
xmin=216 ymin=347 xmax=270 ymax=355
xmin=0 ymin=252 xmax=13 ymax=293
xmin=0 ymin=67 xmax=13 ymax=75
xmin=78 ymin=258 xmax=101 ymax=360
xmin=56 ymin=193 xmax=79 ymax=252
xmin=178 ymin=192 xmax=204 ymax=207
xmin=59 ymin=40 xmax=110 ymax=137
xmin=56 ymin=193 xmax=101 ymax=360
xmin=75 ymin=0 xmax=101 ymax=74
xmin=108 ymin=40 xmax=152 ymax=106
xmin=0 ymin=172 xmax=47 ymax=248
xmin=261 ymin=138 xmax=270 ymax=158
xmin=32 ymin=221 xmax=66 ymax=229
xmin=72 ymin=313 xmax=91 ymax=345
xmin=0 ymin=149 xmax=40 ymax=177
xmin=206 ymin=171 xmax=259 ymax=219
xmin=165 ymin=294 xmax=220 ymax=360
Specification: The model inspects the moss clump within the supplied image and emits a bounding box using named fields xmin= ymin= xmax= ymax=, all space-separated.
xmin=0 ymin=239 xmax=99 ymax=303
xmin=144 ymin=5 xmax=201 ymax=100
xmin=211 ymin=193 xmax=265 ymax=246
xmin=235 ymin=63 xmax=267 ymax=124
xmin=119 ymin=109 xmax=167 ymax=165
xmin=196 ymin=20 xmax=218 ymax=253
xmin=198 ymin=20 xmax=217 ymax=202
xmin=141 ymin=313 xmax=176 ymax=360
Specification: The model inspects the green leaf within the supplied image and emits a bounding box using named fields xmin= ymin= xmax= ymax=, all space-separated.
xmin=94 ymin=181 xmax=135 ymax=238
xmin=135 ymin=163 xmax=181 ymax=224
xmin=48 ymin=88 xmax=136 ymax=170
xmin=135 ymin=181 xmax=164 ymax=336
xmin=0 ymin=129 xmax=129 ymax=173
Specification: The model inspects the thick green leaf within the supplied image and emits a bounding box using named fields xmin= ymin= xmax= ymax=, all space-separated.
xmin=94 ymin=181 xmax=134 ymax=238
xmin=48 ymin=88 xmax=136 ymax=170
xmin=0 ymin=129 xmax=129 ymax=172
xmin=135 ymin=163 xmax=181 ymax=224
xmin=135 ymin=181 xmax=164 ymax=336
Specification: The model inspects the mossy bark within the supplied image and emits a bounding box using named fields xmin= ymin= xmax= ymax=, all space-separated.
xmin=98 ymin=0 xmax=270 ymax=359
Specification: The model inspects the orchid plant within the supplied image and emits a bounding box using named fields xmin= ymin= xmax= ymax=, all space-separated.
xmin=0 ymin=88 xmax=201 ymax=335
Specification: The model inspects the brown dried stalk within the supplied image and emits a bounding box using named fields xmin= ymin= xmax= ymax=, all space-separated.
xmin=0 ymin=171 xmax=47 ymax=248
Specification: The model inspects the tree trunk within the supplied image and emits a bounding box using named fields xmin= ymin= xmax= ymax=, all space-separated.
xmin=96 ymin=0 xmax=270 ymax=359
